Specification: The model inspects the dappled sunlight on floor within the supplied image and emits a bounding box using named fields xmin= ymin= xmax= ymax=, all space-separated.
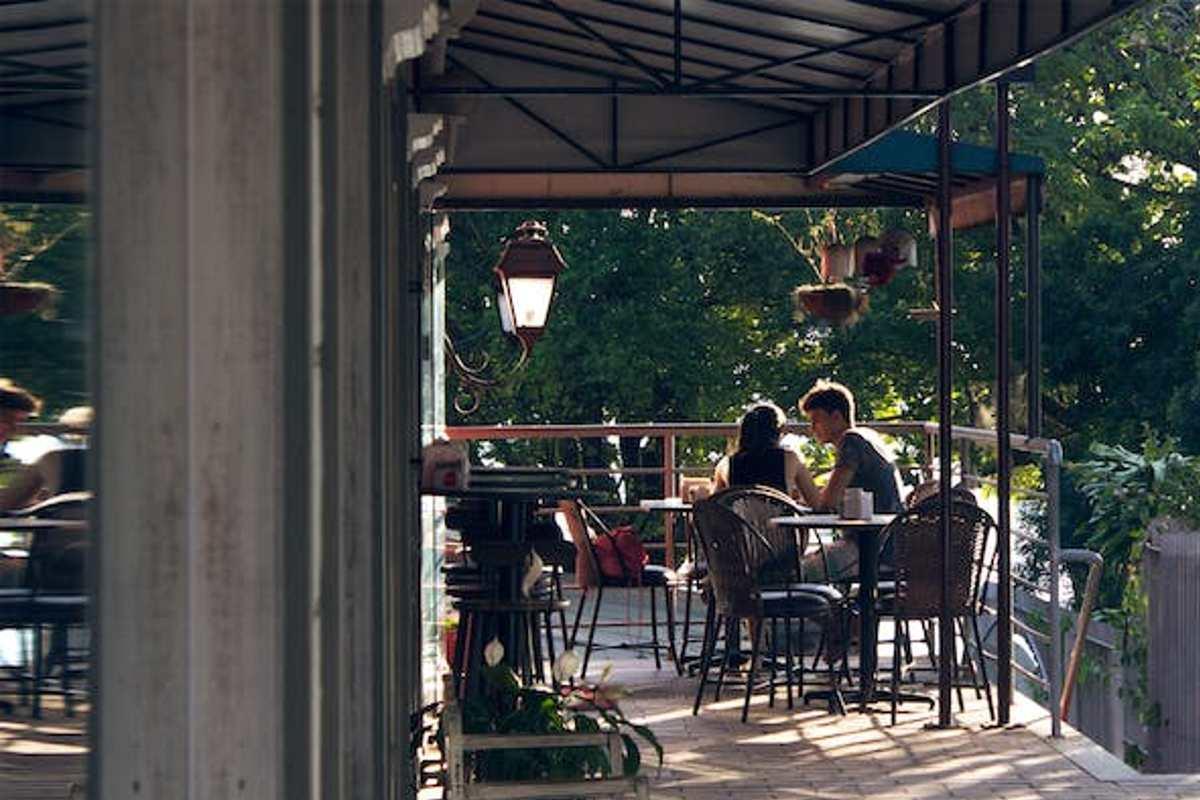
xmin=0 ymin=698 xmax=87 ymax=799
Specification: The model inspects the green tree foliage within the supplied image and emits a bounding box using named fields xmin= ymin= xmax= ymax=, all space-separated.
xmin=0 ymin=205 xmax=90 ymax=416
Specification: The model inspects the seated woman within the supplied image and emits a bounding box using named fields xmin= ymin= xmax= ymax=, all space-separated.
xmin=712 ymin=402 xmax=819 ymax=505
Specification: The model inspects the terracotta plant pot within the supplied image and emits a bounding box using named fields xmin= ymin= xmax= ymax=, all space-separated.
xmin=818 ymin=244 xmax=853 ymax=283
xmin=792 ymin=283 xmax=870 ymax=327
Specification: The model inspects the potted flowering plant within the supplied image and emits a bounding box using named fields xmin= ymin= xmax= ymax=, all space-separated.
xmin=445 ymin=640 xmax=660 ymax=792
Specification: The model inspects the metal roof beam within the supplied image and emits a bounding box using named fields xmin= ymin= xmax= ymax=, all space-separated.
xmin=832 ymin=0 xmax=943 ymax=20
xmin=449 ymin=39 xmax=658 ymax=87
xmin=0 ymin=55 xmax=87 ymax=82
xmin=691 ymin=16 xmax=939 ymax=90
xmin=0 ymin=40 xmax=87 ymax=59
xmin=624 ymin=116 xmax=805 ymax=169
xmin=596 ymin=0 xmax=891 ymax=66
xmin=447 ymin=54 xmax=609 ymax=168
xmin=0 ymin=17 xmax=87 ymax=35
xmin=419 ymin=84 xmax=936 ymax=99
xmin=701 ymin=0 xmax=921 ymax=44
xmin=496 ymin=0 xmax=872 ymax=83
xmin=447 ymin=38 xmax=816 ymax=115
xmin=470 ymin=10 xmax=834 ymax=94
xmin=536 ymin=0 xmax=669 ymax=87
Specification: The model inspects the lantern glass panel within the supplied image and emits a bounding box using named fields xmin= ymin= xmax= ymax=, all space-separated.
xmin=506 ymin=276 xmax=555 ymax=330
xmin=496 ymin=287 xmax=516 ymax=335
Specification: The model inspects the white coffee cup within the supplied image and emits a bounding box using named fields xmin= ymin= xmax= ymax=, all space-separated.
xmin=858 ymin=491 xmax=874 ymax=520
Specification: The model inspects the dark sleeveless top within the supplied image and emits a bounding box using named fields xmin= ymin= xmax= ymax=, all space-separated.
xmin=728 ymin=447 xmax=788 ymax=493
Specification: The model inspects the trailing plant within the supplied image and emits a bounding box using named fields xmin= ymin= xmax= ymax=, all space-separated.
xmin=456 ymin=643 xmax=661 ymax=783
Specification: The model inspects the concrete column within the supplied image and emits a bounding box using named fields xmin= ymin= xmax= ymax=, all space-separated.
xmin=94 ymin=2 xmax=406 ymax=797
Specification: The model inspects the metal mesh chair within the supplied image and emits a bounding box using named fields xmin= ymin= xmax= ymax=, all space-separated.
xmin=880 ymin=500 xmax=995 ymax=724
xmin=691 ymin=499 xmax=846 ymax=721
xmin=558 ymin=499 xmax=680 ymax=678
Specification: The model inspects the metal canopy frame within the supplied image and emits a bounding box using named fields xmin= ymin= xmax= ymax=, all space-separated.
xmin=418 ymin=0 xmax=1147 ymax=185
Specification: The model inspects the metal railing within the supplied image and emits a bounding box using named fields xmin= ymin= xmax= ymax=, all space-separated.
xmin=445 ymin=420 xmax=1101 ymax=738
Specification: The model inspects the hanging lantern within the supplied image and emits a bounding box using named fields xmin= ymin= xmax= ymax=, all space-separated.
xmin=493 ymin=220 xmax=566 ymax=348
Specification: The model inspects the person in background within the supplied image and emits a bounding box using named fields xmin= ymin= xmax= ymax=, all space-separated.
xmin=0 ymin=379 xmax=44 ymax=511
xmin=798 ymin=380 xmax=903 ymax=580
xmin=712 ymin=401 xmax=819 ymax=505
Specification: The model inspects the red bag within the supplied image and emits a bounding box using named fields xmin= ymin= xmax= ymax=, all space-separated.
xmin=593 ymin=524 xmax=648 ymax=583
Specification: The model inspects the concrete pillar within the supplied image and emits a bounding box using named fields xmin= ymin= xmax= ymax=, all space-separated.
xmin=94 ymin=2 xmax=413 ymax=797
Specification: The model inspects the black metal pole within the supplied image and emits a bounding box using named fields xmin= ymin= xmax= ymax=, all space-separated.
xmin=936 ymin=99 xmax=955 ymax=728
xmin=996 ymin=80 xmax=1014 ymax=725
xmin=1025 ymin=174 xmax=1043 ymax=438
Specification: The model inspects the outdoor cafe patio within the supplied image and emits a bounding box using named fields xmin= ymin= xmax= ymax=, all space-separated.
xmin=3 ymin=1 xmax=1199 ymax=798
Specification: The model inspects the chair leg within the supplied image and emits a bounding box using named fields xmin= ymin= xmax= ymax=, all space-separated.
xmin=648 ymin=585 xmax=662 ymax=670
xmin=58 ymin=625 xmax=73 ymax=717
xmin=32 ymin=622 xmax=43 ymax=719
xmin=952 ymin=627 xmax=966 ymax=713
xmin=902 ymin=620 xmax=915 ymax=665
xmin=581 ymin=586 xmax=604 ymax=679
xmin=692 ymin=612 xmax=719 ymax=716
xmin=784 ymin=614 xmax=795 ymax=710
xmin=544 ymin=609 xmax=559 ymax=689
xmin=891 ymin=618 xmax=903 ymax=725
xmin=957 ymin=617 xmax=983 ymax=700
xmin=664 ymin=583 xmax=681 ymax=675
xmin=768 ymin=617 xmax=778 ymax=708
xmin=553 ymin=570 xmax=570 ymax=650
xmin=680 ymin=575 xmax=695 ymax=664
xmin=570 ymin=588 xmax=590 ymax=649
xmin=742 ymin=618 xmax=764 ymax=723
xmin=970 ymin=612 xmax=995 ymax=721
xmin=714 ymin=620 xmax=734 ymax=703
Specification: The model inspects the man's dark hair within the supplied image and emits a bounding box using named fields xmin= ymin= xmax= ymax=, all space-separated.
xmin=799 ymin=380 xmax=855 ymax=424
xmin=0 ymin=379 xmax=42 ymax=415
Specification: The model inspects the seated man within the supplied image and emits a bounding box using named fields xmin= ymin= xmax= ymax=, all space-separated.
xmin=798 ymin=380 xmax=903 ymax=581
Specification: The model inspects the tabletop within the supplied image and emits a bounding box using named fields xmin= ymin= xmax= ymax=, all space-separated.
xmin=638 ymin=499 xmax=693 ymax=512
xmin=769 ymin=513 xmax=896 ymax=529
xmin=0 ymin=517 xmax=87 ymax=530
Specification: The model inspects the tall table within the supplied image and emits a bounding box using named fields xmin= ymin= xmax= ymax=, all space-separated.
xmin=770 ymin=513 xmax=911 ymax=711
xmin=429 ymin=486 xmax=587 ymax=690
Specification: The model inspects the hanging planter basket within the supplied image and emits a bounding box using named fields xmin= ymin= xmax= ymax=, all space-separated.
xmin=792 ymin=283 xmax=870 ymax=327
xmin=0 ymin=281 xmax=59 ymax=317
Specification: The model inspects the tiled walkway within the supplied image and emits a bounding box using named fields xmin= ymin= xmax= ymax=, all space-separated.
xmin=614 ymin=653 xmax=1200 ymax=800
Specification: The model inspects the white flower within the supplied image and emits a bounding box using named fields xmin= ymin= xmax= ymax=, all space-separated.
xmin=521 ymin=551 xmax=544 ymax=598
xmin=483 ymin=637 xmax=505 ymax=667
xmin=553 ymin=649 xmax=582 ymax=682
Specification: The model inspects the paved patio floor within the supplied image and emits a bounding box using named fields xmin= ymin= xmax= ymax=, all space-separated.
xmin=416 ymin=583 xmax=1200 ymax=799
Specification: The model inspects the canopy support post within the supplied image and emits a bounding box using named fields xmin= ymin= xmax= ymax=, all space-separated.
xmin=935 ymin=98 xmax=955 ymax=729
xmin=995 ymin=79 xmax=1014 ymax=726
